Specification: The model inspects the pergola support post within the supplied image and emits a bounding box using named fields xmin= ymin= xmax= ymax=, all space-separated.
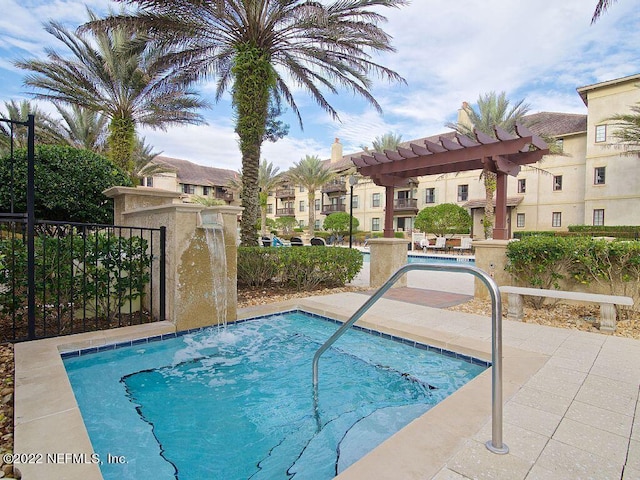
xmin=384 ymin=185 xmax=395 ymax=238
xmin=492 ymin=172 xmax=509 ymax=240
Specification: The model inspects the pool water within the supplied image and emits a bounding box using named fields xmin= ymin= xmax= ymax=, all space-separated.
xmin=361 ymin=251 xmax=475 ymax=265
xmin=64 ymin=311 xmax=486 ymax=480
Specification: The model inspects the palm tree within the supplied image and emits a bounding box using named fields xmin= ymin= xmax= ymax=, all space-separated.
xmin=592 ymin=0 xmax=617 ymax=23
xmin=227 ymin=159 xmax=282 ymax=237
xmin=446 ymin=92 xmax=530 ymax=238
xmin=0 ymin=100 xmax=67 ymax=154
xmin=86 ymin=0 xmax=407 ymax=245
xmin=286 ymin=155 xmax=335 ymax=236
xmin=55 ymin=104 xmax=109 ymax=153
xmin=15 ymin=10 xmax=207 ymax=176
xmin=372 ymin=132 xmax=403 ymax=152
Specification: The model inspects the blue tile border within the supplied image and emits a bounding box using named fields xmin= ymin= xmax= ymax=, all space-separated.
xmin=59 ymin=308 xmax=491 ymax=368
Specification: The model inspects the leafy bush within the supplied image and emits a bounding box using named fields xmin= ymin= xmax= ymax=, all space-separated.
xmin=0 ymin=145 xmax=132 ymax=223
xmin=513 ymin=231 xmax=557 ymax=239
xmin=506 ymin=236 xmax=640 ymax=308
xmin=414 ymin=203 xmax=471 ymax=237
xmin=237 ymin=246 xmax=363 ymax=289
xmin=323 ymin=212 xmax=359 ymax=234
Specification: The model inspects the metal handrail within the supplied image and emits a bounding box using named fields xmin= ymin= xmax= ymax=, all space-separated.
xmin=311 ymin=263 xmax=509 ymax=454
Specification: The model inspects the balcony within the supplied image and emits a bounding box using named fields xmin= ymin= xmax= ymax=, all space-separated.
xmin=321 ymin=179 xmax=347 ymax=194
xmin=276 ymin=208 xmax=295 ymax=217
xmin=393 ymin=198 xmax=418 ymax=214
xmin=275 ymin=188 xmax=296 ymax=199
xmin=321 ymin=203 xmax=346 ymax=215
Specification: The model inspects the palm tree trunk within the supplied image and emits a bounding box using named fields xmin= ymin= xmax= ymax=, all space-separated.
xmin=483 ymin=170 xmax=497 ymax=239
xmin=233 ymin=43 xmax=273 ymax=246
xmin=308 ymin=191 xmax=316 ymax=236
xmin=107 ymin=115 xmax=135 ymax=175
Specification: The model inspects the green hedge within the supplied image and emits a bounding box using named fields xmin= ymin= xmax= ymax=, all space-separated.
xmin=514 ymin=226 xmax=640 ymax=240
xmin=237 ymin=246 xmax=363 ymax=289
xmin=506 ymin=236 xmax=640 ymax=307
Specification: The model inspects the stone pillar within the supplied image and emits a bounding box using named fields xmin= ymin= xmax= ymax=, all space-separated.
xmin=368 ymin=237 xmax=408 ymax=289
xmin=104 ymin=187 xmax=242 ymax=331
xmin=473 ymin=239 xmax=512 ymax=299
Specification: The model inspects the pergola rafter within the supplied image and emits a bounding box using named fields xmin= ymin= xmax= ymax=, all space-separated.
xmin=352 ymin=123 xmax=549 ymax=239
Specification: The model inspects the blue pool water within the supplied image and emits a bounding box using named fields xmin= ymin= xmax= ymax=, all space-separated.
xmin=64 ymin=311 xmax=487 ymax=480
xmin=361 ymin=251 xmax=475 ymax=265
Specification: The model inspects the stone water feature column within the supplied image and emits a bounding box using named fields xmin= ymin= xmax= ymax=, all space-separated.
xmin=367 ymin=237 xmax=409 ymax=289
xmin=104 ymin=186 xmax=242 ymax=331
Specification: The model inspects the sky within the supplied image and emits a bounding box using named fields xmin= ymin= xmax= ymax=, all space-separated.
xmin=1 ymin=0 xmax=639 ymax=173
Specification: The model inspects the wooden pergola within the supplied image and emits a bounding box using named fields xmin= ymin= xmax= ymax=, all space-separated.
xmin=352 ymin=124 xmax=549 ymax=240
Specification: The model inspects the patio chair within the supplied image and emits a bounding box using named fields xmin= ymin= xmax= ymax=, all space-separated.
xmin=290 ymin=236 xmax=304 ymax=247
xmin=310 ymin=237 xmax=326 ymax=246
xmin=419 ymin=237 xmax=430 ymax=253
xmin=427 ymin=236 xmax=447 ymax=252
xmin=453 ymin=237 xmax=473 ymax=255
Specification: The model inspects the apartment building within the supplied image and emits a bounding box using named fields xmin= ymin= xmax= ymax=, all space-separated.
xmin=141 ymin=155 xmax=239 ymax=205
xmin=265 ymin=73 xmax=640 ymax=238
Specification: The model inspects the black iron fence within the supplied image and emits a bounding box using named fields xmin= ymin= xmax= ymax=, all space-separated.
xmin=0 ymin=217 xmax=165 ymax=342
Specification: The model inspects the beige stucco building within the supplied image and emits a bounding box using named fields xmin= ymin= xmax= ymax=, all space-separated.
xmin=265 ymin=73 xmax=640 ymax=238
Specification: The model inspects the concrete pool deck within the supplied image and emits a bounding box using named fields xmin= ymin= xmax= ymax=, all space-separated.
xmin=15 ymin=291 xmax=640 ymax=479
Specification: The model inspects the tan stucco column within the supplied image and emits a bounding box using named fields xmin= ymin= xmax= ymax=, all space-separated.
xmin=368 ymin=237 xmax=409 ymax=289
xmin=473 ymin=239 xmax=512 ymax=299
xmin=104 ymin=187 xmax=242 ymax=331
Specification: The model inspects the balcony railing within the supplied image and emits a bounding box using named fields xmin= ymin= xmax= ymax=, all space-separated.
xmin=321 ymin=179 xmax=347 ymax=194
xmin=276 ymin=188 xmax=296 ymax=199
xmin=394 ymin=198 xmax=418 ymax=211
xmin=321 ymin=203 xmax=346 ymax=215
xmin=276 ymin=208 xmax=295 ymax=216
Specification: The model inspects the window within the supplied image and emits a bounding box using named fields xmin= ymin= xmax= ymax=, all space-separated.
xmin=315 ymin=219 xmax=321 ymax=230
xmin=517 ymin=179 xmax=526 ymax=194
xmin=425 ymin=188 xmax=435 ymax=204
xmin=553 ymin=175 xmax=563 ymax=191
xmin=372 ymin=193 xmax=381 ymax=208
xmin=299 ymin=200 xmax=305 ymax=212
xmin=457 ymin=184 xmax=468 ymax=202
xmin=595 ymin=125 xmax=607 ymax=143
xmin=315 ymin=199 xmax=321 ymax=211
xmin=145 ymin=176 xmax=153 ymax=187
xmin=202 ymin=186 xmax=210 ymax=196
xmin=516 ymin=213 xmax=525 ymax=228
xmin=299 ymin=186 xmax=305 ymax=193
xmin=266 ymin=204 xmax=273 ymax=214
xmin=351 ymin=195 xmax=359 ymax=209
xmin=593 ymin=209 xmax=605 ymax=226
xmin=552 ymin=212 xmax=562 ymax=228
xmin=371 ymin=218 xmax=380 ymax=231
xmin=556 ymin=138 xmax=564 ymax=153
xmin=182 ymin=184 xmax=195 ymax=194
xmin=298 ymin=219 xmax=305 ymax=228
xmin=594 ymin=167 xmax=606 ymax=185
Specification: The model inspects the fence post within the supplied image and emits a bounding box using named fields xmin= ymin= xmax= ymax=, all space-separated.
xmin=26 ymin=114 xmax=36 ymax=340
xmin=159 ymin=226 xmax=166 ymax=321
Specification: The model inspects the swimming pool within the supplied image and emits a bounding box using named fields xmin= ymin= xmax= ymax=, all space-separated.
xmin=361 ymin=251 xmax=475 ymax=265
xmin=63 ymin=311 xmax=487 ymax=479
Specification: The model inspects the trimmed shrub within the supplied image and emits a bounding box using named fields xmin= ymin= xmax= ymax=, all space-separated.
xmin=237 ymin=246 xmax=363 ymax=290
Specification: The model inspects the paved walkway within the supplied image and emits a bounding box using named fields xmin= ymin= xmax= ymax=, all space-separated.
xmin=358 ymin=286 xmax=473 ymax=308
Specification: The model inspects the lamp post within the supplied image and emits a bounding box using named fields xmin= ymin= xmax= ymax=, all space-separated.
xmin=348 ymin=175 xmax=358 ymax=248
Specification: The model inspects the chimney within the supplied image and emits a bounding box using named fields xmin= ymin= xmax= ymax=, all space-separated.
xmin=330 ymin=138 xmax=343 ymax=163
xmin=457 ymin=102 xmax=473 ymax=129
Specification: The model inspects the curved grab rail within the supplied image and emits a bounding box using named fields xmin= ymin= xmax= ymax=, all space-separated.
xmin=311 ymin=262 xmax=508 ymax=454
